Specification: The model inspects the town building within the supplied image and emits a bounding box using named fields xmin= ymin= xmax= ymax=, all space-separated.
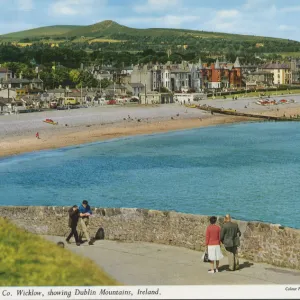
xmin=244 ymin=70 xmax=274 ymax=89
xmin=174 ymin=93 xmax=207 ymax=104
xmin=202 ymin=58 xmax=242 ymax=89
xmin=130 ymin=57 xmax=243 ymax=94
xmin=140 ymin=92 xmax=173 ymax=105
xmin=289 ymin=59 xmax=300 ymax=83
xmin=261 ymin=63 xmax=291 ymax=85
xmin=105 ymin=84 xmax=127 ymax=96
xmin=130 ymin=65 xmax=153 ymax=92
xmin=126 ymin=83 xmax=145 ymax=97
xmin=0 ymin=88 xmax=17 ymax=99
xmin=0 ymin=67 xmax=12 ymax=81
xmin=0 ymin=75 xmax=43 ymax=90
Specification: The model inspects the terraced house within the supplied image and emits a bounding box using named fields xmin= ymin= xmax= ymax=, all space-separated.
xmin=130 ymin=57 xmax=242 ymax=92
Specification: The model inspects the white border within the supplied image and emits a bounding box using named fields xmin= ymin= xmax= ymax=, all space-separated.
xmin=0 ymin=285 xmax=300 ymax=299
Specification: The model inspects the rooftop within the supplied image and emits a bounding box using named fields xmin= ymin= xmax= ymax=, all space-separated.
xmin=0 ymin=67 xmax=10 ymax=73
xmin=129 ymin=83 xmax=144 ymax=88
xmin=262 ymin=63 xmax=290 ymax=69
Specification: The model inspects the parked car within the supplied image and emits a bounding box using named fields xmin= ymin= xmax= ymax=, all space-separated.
xmin=107 ymin=100 xmax=117 ymax=105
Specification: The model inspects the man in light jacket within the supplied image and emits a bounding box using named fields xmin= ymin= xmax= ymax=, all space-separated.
xmin=78 ymin=200 xmax=94 ymax=245
xmin=220 ymin=214 xmax=241 ymax=271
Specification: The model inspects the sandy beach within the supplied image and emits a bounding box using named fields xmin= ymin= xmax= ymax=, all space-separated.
xmin=1 ymin=94 xmax=300 ymax=158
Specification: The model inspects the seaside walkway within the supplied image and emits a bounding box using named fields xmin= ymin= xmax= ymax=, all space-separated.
xmin=44 ymin=236 xmax=300 ymax=285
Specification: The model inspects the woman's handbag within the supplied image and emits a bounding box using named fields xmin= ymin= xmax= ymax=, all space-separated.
xmin=202 ymin=250 xmax=210 ymax=262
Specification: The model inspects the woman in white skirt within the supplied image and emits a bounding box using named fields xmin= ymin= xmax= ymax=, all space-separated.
xmin=205 ymin=216 xmax=224 ymax=273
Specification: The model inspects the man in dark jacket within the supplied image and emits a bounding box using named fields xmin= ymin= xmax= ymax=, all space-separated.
xmin=66 ymin=205 xmax=81 ymax=246
xmin=220 ymin=214 xmax=241 ymax=271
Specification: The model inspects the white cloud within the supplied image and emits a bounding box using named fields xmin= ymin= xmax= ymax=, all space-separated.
xmin=17 ymin=0 xmax=34 ymax=11
xmin=49 ymin=0 xmax=104 ymax=16
xmin=205 ymin=9 xmax=241 ymax=33
xmin=121 ymin=15 xmax=200 ymax=28
xmin=216 ymin=9 xmax=240 ymax=19
xmin=134 ymin=0 xmax=181 ymax=13
xmin=243 ymin=0 xmax=271 ymax=10
xmin=281 ymin=6 xmax=300 ymax=13
xmin=279 ymin=25 xmax=296 ymax=31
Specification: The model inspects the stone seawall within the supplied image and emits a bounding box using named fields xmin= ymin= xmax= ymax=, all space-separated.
xmin=0 ymin=206 xmax=299 ymax=270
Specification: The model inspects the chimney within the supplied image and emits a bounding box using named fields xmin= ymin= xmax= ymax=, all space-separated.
xmin=19 ymin=73 xmax=22 ymax=79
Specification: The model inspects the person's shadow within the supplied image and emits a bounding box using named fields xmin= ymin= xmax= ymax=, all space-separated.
xmin=218 ymin=261 xmax=254 ymax=272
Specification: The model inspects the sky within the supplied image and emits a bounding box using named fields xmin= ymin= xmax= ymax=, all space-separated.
xmin=1 ymin=0 xmax=300 ymax=41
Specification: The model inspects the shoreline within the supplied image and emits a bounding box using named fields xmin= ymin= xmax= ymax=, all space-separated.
xmin=0 ymin=114 xmax=254 ymax=158
xmin=2 ymin=95 xmax=300 ymax=159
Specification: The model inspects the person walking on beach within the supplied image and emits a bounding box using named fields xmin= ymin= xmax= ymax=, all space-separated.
xmin=78 ymin=200 xmax=94 ymax=245
xmin=66 ymin=205 xmax=81 ymax=246
xmin=205 ymin=216 xmax=223 ymax=273
xmin=36 ymin=132 xmax=40 ymax=139
xmin=220 ymin=214 xmax=241 ymax=271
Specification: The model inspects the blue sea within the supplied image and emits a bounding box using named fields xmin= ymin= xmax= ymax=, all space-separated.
xmin=0 ymin=122 xmax=299 ymax=228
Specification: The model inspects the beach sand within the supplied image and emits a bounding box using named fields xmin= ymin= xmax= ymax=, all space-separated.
xmin=1 ymin=95 xmax=300 ymax=158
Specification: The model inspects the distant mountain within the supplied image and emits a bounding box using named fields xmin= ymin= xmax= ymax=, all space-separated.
xmin=0 ymin=20 xmax=294 ymax=42
xmin=0 ymin=20 xmax=300 ymax=53
xmin=0 ymin=25 xmax=82 ymax=39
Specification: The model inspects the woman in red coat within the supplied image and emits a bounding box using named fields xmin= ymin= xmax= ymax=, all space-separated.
xmin=205 ymin=216 xmax=224 ymax=273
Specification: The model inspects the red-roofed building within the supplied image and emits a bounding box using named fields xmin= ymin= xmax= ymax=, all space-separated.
xmin=203 ymin=57 xmax=242 ymax=89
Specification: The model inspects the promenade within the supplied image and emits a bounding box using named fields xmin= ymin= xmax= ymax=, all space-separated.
xmin=45 ymin=236 xmax=300 ymax=285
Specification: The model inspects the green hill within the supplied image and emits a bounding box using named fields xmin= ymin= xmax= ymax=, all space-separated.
xmin=1 ymin=20 xmax=299 ymax=53
xmin=62 ymin=20 xmax=291 ymax=42
xmin=0 ymin=20 xmax=296 ymax=42
xmin=0 ymin=217 xmax=117 ymax=286
xmin=1 ymin=25 xmax=82 ymax=39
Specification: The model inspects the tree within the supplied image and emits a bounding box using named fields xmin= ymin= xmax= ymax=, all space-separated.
xmin=77 ymin=71 xmax=98 ymax=88
xmin=100 ymin=78 xmax=112 ymax=89
xmin=69 ymin=69 xmax=80 ymax=84
xmin=40 ymin=71 xmax=54 ymax=89
xmin=159 ymin=86 xmax=170 ymax=93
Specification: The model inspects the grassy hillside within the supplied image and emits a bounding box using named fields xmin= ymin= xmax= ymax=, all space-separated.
xmin=0 ymin=218 xmax=117 ymax=286
xmin=58 ymin=20 xmax=294 ymax=42
xmin=0 ymin=20 xmax=296 ymax=43
xmin=1 ymin=25 xmax=82 ymax=39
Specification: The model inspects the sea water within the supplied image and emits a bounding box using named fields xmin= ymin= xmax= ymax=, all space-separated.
xmin=0 ymin=122 xmax=299 ymax=228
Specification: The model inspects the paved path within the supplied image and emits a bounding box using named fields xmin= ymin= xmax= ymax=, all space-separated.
xmin=44 ymin=236 xmax=300 ymax=285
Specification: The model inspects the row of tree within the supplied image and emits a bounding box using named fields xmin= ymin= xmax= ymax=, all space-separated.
xmin=0 ymin=43 xmax=288 ymax=69
xmin=1 ymin=61 xmax=112 ymax=89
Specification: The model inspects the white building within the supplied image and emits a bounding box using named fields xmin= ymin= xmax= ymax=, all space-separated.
xmin=261 ymin=63 xmax=291 ymax=85
xmin=0 ymin=88 xmax=16 ymax=99
xmin=140 ymin=92 xmax=173 ymax=104
xmin=174 ymin=93 xmax=207 ymax=104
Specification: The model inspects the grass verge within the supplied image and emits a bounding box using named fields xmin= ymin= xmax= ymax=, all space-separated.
xmin=0 ymin=218 xmax=118 ymax=286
